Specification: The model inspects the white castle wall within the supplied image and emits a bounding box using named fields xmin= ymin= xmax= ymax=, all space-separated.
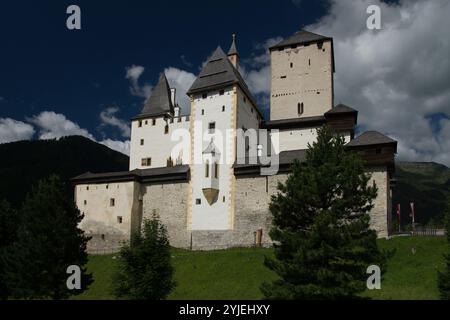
xmin=129 ymin=116 xmax=191 ymax=170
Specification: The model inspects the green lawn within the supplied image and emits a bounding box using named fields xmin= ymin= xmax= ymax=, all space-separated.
xmin=72 ymin=236 xmax=448 ymax=300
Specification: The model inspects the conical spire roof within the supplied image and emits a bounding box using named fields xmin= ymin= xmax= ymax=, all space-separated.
xmin=132 ymin=72 xmax=174 ymax=120
xmin=228 ymin=34 xmax=238 ymax=56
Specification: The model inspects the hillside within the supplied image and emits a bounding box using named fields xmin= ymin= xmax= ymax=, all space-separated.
xmin=393 ymin=161 xmax=450 ymax=226
xmin=0 ymin=136 xmax=129 ymax=206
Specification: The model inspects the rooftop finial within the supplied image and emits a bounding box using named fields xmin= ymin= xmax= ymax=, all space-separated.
xmin=228 ymin=33 xmax=238 ymax=56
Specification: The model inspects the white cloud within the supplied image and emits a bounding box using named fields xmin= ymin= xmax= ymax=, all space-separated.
xmin=304 ymin=0 xmax=450 ymax=166
xmin=125 ymin=65 xmax=153 ymax=99
xmin=164 ymin=67 xmax=196 ymax=115
xmin=99 ymin=106 xmax=131 ymax=138
xmin=99 ymin=139 xmax=130 ymax=156
xmin=0 ymin=118 xmax=35 ymax=143
xmin=28 ymin=111 xmax=95 ymax=140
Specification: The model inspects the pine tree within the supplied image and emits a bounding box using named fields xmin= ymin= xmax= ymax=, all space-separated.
xmin=113 ymin=215 xmax=175 ymax=300
xmin=261 ymin=125 xmax=385 ymax=299
xmin=438 ymin=194 xmax=450 ymax=299
xmin=0 ymin=199 xmax=18 ymax=299
xmin=4 ymin=175 xmax=92 ymax=299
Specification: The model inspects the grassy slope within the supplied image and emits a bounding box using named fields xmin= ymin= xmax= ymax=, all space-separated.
xmin=73 ymin=236 xmax=448 ymax=300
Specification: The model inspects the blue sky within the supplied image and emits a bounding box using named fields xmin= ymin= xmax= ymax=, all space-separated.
xmin=1 ymin=0 xmax=449 ymax=166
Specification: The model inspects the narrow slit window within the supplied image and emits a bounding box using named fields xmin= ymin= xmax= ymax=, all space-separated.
xmin=297 ymin=102 xmax=304 ymax=115
xmin=164 ymin=125 xmax=169 ymax=134
xmin=205 ymin=160 xmax=209 ymax=178
xmin=152 ymin=119 xmax=156 ymax=126
xmin=117 ymin=216 xmax=122 ymax=224
xmin=214 ymin=162 xmax=219 ymax=178
xmin=140 ymin=139 xmax=144 ymax=145
xmin=110 ymin=198 xmax=115 ymax=207
xmin=138 ymin=120 xmax=142 ymax=127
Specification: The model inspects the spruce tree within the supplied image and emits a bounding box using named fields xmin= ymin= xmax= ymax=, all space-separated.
xmin=438 ymin=194 xmax=450 ymax=299
xmin=113 ymin=215 xmax=175 ymax=300
xmin=261 ymin=125 xmax=385 ymax=299
xmin=4 ymin=175 xmax=92 ymax=299
xmin=0 ymin=199 xmax=18 ymax=299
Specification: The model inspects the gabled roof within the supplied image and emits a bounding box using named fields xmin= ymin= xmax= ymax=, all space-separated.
xmin=132 ymin=73 xmax=174 ymax=120
xmin=187 ymin=46 xmax=263 ymax=117
xmin=346 ymin=131 xmax=397 ymax=148
xmin=325 ymin=104 xmax=358 ymax=115
xmin=269 ymin=30 xmax=332 ymax=50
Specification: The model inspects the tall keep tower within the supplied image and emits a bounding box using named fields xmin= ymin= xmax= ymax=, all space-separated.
xmin=269 ymin=30 xmax=335 ymax=120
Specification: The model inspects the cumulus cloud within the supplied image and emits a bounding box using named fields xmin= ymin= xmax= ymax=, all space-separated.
xmin=99 ymin=139 xmax=130 ymax=155
xmin=125 ymin=65 xmax=153 ymax=99
xmin=99 ymin=106 xmax=131 ymax=138
xmin=164 ymin=67 xmax=196 ymax=115
xmin=305 ymin=0 xmax=450 ymax=166
xmin=0 ymin=118 xmax=35 ymax=143
xmin=26 ymin=111 xmax=130 ymax=155
xmin=28 ymin=111 xmax=95 ymax=140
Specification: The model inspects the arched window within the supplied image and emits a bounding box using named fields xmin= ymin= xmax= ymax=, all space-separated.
xmin=214 ymin=162 xmax=219 ymax=178
xmin=205 ymin=160 xmax=209 ymax=178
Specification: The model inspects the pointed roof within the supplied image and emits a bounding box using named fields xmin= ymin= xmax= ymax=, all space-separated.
xmin=228 ymin=34 xmax=238 ymax=56
xmin=187 ymin=46 xmax=263 ymax=116
xmin=325 ymin=104 xmax=358 ymax=115
xmin=269 ymin=29 xmax=332 ymax=50
xmin=132 ymin=72 xmax=174 ymax=120
xmin=203 ymin=139 xmax=221 ymax=155
xmin=346 ymin=131 xmax=397 ymax=148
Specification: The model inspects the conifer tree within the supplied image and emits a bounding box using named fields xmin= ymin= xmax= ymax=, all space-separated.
xmin=4 ymin=175 xmax=92 ymax=299
xmin=0 ymin=199 xmax=18 ymax=299
xmin=438 ymin=194 xmax=450 ymax=299
xmin=261 ymin=125 xmax=385 ymax=299
xmin=113 ymin=215 xmax=175 ymax=300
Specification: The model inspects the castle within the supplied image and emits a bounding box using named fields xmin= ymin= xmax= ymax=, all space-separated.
xmin=72 ymin=30 xmax=397 ymax=251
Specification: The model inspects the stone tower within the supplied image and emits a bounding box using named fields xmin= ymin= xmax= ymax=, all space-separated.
xmin=269 ymin=30 xmax=335 ymax=120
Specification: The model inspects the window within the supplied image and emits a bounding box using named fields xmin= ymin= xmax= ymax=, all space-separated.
xmin=138 ymin=120 xmax=142 ymax=127
xmin=141 ymin=158 xmax=151 ymax=166
xmin=101 ymin=234 xmax=105 ymax=241
xmin=251 ymin=107 xmax=254 ymax=114
xmin=145 ymin=120 xmax=148 ymax=125
xmin=297 ymin=102 xmax=304 ymax=115
xmin=201 ymin=109 xmax=204 ymax=115
xmin=84 ymin=200 xmax=87 ymax=206
xmin=205 ymin=160 xmax=209 ymax=178
xmin=222 ymin=105 xmax=225 ymax=112
xmin=223 ymin=196 xmax=225 ymax=202
xmin=178 ymin=117 xmax=182 ymax=123
xmin=219 ymin=90 xmax=224 ymax=95
xmin=202 ymin=93 xmax=207 ymax=99
xmin=208 ymin=122 xmax=215 ymax=133
xmin=86 ymin=186 xmax=89 ymax=190
xmin=117 ymin=216 xmax=123 ymax=224
xmin=214 ymin=162 xmax=219 ymax=178
xmin=290 ymin=62 xmax=293 ymax=68
xmin=140 ymin=139 xmax=144 ymax=145
xmin=243 ymin=97 xmax=247 ymax=103
xmin=152 ymin=119 xmax=156 ymax=126
xmin=164 ymin=125 xmax=169 ymax=134
xmin=280 ymin=75 xmax=286 ymax=79
xmin=308 ymin=59 xmax=311 ymax=66
xmin=110 ymin=198 xmax=115 ymax=207
xmin=196 ymin=198 xmax=201 ymax=205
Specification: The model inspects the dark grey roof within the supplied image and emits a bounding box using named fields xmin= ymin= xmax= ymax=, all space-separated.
xmin=325 ymin=104 xmax=358 ymax=115
xmin=187 ymin=46 xmax=263 ymax=117
xmin=72 ymin=165 xmax=189 ymax=184
xmin=234 ymin=149 xmax=307 ymax=169
xmin=228 ymin=34 xmax=238 ymax=56
xmin=132 ymin=73 xmax=174 ymax=120
xmin=262 ymin=115 xmax=326 ymax=129
xmin=346 ymin=131 xmax=397 ymax=148
xmin=269 ymin=30 xmax=332 ymax=50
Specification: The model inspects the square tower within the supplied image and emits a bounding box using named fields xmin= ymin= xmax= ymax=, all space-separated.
xmin=269 ymin=30 xmax=335 ymax=121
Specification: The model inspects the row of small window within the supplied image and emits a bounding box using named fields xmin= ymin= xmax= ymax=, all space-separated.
xmin=141 ymin=157 xmax=178 ymax=167
xmin=83 ymin=198 xmax=116 ymax=207
xmin=201 ymin=89 xmax=226 ymax=99
xmin=84 ymin=184 xmax=117 ymax=191
xmin=277 ymin=41 xmax=325 ymax=51
xmin=201 ymin=106 xmax=226 ymax=115
xmin=138 ymin=117 xmax=187 ymax=128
